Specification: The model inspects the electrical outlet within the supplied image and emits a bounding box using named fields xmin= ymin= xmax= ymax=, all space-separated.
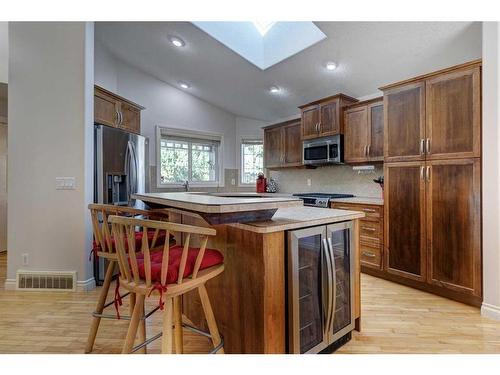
xmin=22 ymin=253 xmax=29 ymax=266
xmin=231 ymin=178 xmax=236 ymax=185
xmin=56 ymin=177 xmax=76 ymax=190
xmin=307 ymin=178 xmax=312 ymax=187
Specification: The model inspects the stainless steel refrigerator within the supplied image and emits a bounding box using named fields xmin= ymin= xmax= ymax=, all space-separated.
xmin=93 ymin=124 xmax=149 ymax=283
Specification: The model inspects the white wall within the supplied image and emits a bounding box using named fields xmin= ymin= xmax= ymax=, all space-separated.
xmin=7 ymin=22 xmax=94 ymax=286
xmin=94 ymin=41 xmax=237 ymax=176
xmin=481 ymin=22 xmax=500 ymax=321
xmin=0 ymin=22 xmax=7 ymax=83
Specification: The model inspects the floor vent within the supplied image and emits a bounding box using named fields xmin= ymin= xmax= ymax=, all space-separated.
xmin=16 ymin=270 xmax=77 ymax=291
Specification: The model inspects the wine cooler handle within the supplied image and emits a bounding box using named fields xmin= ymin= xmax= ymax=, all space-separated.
xmin=322 ymin=238 xmax=334 ymax=336
xmin=321 ymin=239 xmax=328 ymax=337
xmin=327 ymin=237 xmax=337 ymax=333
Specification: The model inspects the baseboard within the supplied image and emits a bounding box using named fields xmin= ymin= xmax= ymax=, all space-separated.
xmin=3 ymin=278 xmax=16 ymax=290
xmin=77 ymin=277 xmax=96 ymax=292
xmin=481 ymin=303 xmax=500 ymax=321
xmin=3 ymin=277 xmax=96 ymax=292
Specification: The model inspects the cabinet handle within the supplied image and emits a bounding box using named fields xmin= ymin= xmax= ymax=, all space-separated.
xmin=118 ymin=111 xmax=123 ymax=125
xmin=361 ymin=226 xmax=376 ymax=232
xmin=426 ymin=138 xmax=431 ymax=154
xmin=367 ymin=145 xmax=371 ymax=156
xmin=420 ymin=166 xmax=424 ymax=181
xmin=115 ymin=109 xmax=120 ymax=125
xmin=362 ymin=251 xmax=376 ymax=258
xmin=318 ymin=122 xmax=321 ymax=133
xmin=420 ymin=139 xmax=425 ymax=155
xmin=362 ymin=208 xmax=376 ymax=213
xmin=426 ymin=166 xmax=431 ymax=182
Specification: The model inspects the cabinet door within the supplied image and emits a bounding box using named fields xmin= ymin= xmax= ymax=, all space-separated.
xmin=283 ymin=122 xmax=303 ymax=167
xmin=367 ymin=101 xmax=384 ymax=161
xmin=426 ymin=159 xmax=481 ymax=297
xmin=344 ymin=106 xmax=369 ymax=163
xmin=264 ymin=127 xmax=283 ymax=169
xmin=384 ymin=162 xmax=427 ymax=282
xmin=301 ymin=105 xmax=320 ymax=140
xmin=319 ymin=100 xmax=339 ymax=136
xmin=119 ymin=102 xmax=141 ymax=134
xmin=344 ymin=106 xmax=368 ymax=163
xmin=425 ymin=66 xmax=481 ymax=160
xmin=384 ymin=82 xmax=425 ymax=162
xmin=94 ymin=90 xmax=118 ymax=127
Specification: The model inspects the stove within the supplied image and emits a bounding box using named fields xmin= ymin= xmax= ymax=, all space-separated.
xmin=293 ymin=193 xmax=355 ymax=208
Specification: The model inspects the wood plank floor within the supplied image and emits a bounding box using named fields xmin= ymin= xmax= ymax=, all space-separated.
xmin=1 ymin=252 xmax=500 ymax=354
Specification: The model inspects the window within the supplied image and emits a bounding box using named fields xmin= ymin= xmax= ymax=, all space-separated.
xmin=240 ymin=139 xmax=263 ymax=185
xmin=157 ymin=127 xmax=222 ymax=186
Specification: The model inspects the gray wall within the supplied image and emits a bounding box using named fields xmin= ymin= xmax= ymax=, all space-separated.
xmin=7 ymin=22 xmax=94 ymax=284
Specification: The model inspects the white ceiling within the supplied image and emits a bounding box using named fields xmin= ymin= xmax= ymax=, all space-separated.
xmin=95 ymin=22 xmax=482 ymax=122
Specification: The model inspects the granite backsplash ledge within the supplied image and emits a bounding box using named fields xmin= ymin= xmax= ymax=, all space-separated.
xmin=268 ymin=164 xmax=384 ymax=198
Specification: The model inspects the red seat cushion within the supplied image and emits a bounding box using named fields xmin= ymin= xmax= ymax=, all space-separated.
xmin=133 ymin=245 xmax=224 ymax=284
xmin=93 ymin=230 xmax=168 ymax=253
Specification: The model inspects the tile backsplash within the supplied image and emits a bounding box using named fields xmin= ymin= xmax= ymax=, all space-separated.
xmin=268 ymin=164 xmax=384 ymax=197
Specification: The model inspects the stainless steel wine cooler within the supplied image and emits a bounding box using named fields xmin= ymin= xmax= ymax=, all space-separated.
xmin=287 ymin=221 xmax=354 ymax=354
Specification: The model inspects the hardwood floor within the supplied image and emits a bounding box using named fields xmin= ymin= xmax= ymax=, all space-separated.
xmin=1 ymin=252 xmax=499 ymax=354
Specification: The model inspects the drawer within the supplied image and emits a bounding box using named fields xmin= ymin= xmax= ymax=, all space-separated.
xmin=359 ymin=220 xmax=382 ymax=246
xmin=331 ymin=203 xmax=383 ymax=221
xmin=360 ymin=244 xmax=382 ymax=269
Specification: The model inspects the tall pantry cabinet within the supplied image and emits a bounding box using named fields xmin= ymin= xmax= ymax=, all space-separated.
xmin=381 ymin=60 xmax=482 ymax=306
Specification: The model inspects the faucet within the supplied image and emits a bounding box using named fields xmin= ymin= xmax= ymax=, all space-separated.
xmin=182 ymin=180 xmax=189 ymax=192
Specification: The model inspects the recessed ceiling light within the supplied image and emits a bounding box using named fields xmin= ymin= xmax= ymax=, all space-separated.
xmin=179 ymin=81 xmax=190 ymax=89
xmin=326 ymin=61 xmax=338 ymax=71
xmin=169 ymin=35 xmax=185 ymax=47
xmin=269 ymin=86 xmax=281 ymax=94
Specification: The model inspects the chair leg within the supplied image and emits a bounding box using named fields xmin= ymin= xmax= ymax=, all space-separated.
xmin=85 ymin=260 xmax=116 ymax=353
xmin=161 ymin=298 xmax=174 ymax=354
xmin=138 ymin=297 xmax=147 ymax=354
xmin=174 ymin=295 xmax=183 ymax=354
xmin=198 ymin=284 xmax=224 ymax=354
xmin=122 ymin=293 xmax=144 ymax=354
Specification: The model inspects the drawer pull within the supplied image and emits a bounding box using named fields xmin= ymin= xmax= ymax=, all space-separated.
xmin=362 ymin=208 xmax=377 ymax=213
xmin=361 ymin=226 xmax=376 ymax=232
xmin=362 ymin=251 xmax=376 ymax=258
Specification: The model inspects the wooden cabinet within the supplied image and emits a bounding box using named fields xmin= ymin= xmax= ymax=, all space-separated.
xmin=344 ymin=98 xmax=384 ymax=163
xmin=264 ymin=119 xmax=302 ymax=169
xmin=384 ymin=162 xmax=427 ymax=282
xmin=331 ymin=202 xmax=384 ymax=271
xmin=299 ymin=94 xmax=358 ymax=140
xmin=425 ymin=66 xmax=481 ymax=160
xmin=426 ymin=158 xmax=481 ymax=298
xmin=94 ymin=85 xmax=144 ymax=134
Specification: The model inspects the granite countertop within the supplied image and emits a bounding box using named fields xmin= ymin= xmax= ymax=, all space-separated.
xmin=229 ymin=206 xmax=365 ymax=233
xmin=132 ymin=192 xmax=302 ymax=214
xmin=330 ymin=196 xmax=384 ymax=205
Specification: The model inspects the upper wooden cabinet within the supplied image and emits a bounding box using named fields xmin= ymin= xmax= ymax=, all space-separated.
xmin=299 ymin=94 xmax=358 ymax=140
xmin=425 ymin=66 xmax=481 ymax=160
xmin=344 ymin=98 xmax=384 ymax=163
xmin=381 ymin=60 xmax=481 ymax=162
xmin=264 ymin=119 xmax=302 ymax=169
xmin=94 ymin=85 xmax=145 ymax=134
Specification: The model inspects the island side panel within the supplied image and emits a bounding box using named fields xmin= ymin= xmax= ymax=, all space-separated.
xmin=176 ymin=213 xmax=286 ymax=354
xmin=353 ymin=218 xmax=361 ymax=331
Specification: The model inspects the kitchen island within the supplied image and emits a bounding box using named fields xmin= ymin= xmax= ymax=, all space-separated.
xmin=133 ymin=192 xmax=364 ymax=354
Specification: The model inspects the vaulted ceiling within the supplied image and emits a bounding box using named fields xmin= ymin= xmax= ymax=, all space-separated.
xmin=95 ymin=22 xmax=481 ymax=122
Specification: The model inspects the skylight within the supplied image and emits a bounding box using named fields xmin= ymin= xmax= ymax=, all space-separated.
xmin=252 ymin=22 xmax=276 ymax=36
xmin=192 ymin=22 xmax=327 ymax=70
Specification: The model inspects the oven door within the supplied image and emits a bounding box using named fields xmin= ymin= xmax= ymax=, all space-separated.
xmin=303 ymin=141 xmax=329 ymax=165
xmin=288 ymin=226 xmax=333 ymax=354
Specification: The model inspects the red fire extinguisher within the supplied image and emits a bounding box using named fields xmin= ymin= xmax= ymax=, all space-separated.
xmin=256 ymin=173 xmax=267 ymax=193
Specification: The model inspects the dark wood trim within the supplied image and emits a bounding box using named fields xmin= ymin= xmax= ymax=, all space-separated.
xmin=298 ymin=93 xmax=358 ymax=108
xmin=94 ymin=84 xmax=146 ymax=110
xmin=262 ymin=118 xmax=300 ymax=130
xmin=379 ymin=59 xmax=482 ymax=91
xmin=344 ymin=96 xmax=383 ymax=110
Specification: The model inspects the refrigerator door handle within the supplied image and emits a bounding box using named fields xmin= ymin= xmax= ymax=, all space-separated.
xmin=322 ymin=238 xmax=334 ymax=337
xmin=327 ymin=237 xmax=337 ymax=334
xmin=129 ymin=141 xmax=139 ymax=197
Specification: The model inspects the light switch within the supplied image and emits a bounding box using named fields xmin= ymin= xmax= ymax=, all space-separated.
xmin=56 ymin=177 xmax=76 ymax=190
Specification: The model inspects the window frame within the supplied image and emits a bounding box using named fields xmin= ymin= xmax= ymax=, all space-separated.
xmin=156 ymin=126 xmax=224 ymax=188
xmin=239 ymin=138 xmax=264 ymax=186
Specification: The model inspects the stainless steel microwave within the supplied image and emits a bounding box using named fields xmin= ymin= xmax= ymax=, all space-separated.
xmin=303 ymin=135 xmax=343 ymax=165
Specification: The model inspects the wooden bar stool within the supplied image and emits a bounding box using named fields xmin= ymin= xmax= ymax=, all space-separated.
xmin=109 ymin=215 xmax=225 ymax=354
xmin=85 ymin=204 xmax=171 ymax=354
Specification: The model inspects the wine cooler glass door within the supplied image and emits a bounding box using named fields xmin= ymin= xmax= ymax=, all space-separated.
xmin=327 ymin=221 xmax=355 ymax=342
xmin=288 ymin=226 xmax=330 ymax=354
